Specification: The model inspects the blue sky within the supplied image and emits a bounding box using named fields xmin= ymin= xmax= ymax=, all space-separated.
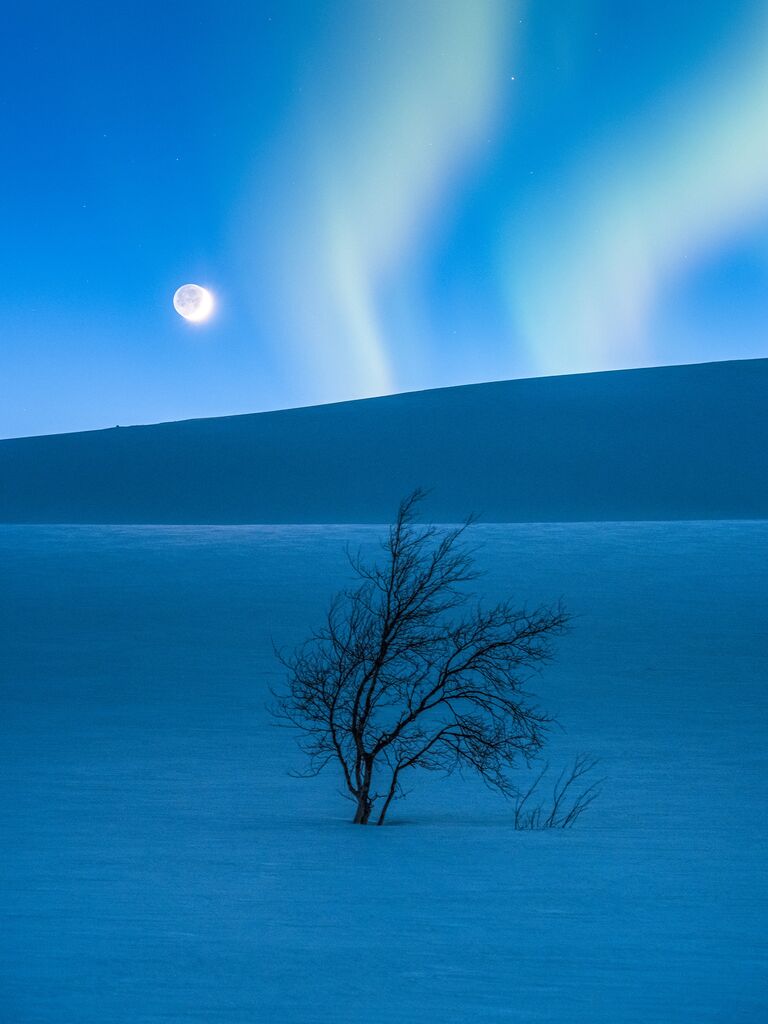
xmin=2 ymin=1 xmax=767 ymax=437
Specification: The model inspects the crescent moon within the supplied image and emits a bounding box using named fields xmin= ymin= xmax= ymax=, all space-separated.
xmin=173 ymin=284 xmax=214 ymax=322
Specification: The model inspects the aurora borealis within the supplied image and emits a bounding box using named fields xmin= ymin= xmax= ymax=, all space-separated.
xmin=2 ymin=1 xmax=767 ymax=436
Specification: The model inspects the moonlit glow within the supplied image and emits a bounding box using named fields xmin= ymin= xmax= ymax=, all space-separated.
xmin=173 ymin=284 xmax=214 ymax=323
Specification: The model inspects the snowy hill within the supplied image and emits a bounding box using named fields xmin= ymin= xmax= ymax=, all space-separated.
xmin=0 ymin=358 xmax=766 ymax=523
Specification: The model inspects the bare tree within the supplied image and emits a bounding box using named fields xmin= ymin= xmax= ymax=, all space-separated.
xmin=273 ymin=491 xmax=573 ymax=825
xmin=512 ymin=754 xmax=603 ymax=829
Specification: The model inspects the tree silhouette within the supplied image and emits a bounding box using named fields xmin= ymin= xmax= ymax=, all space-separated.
xmin=274 ymin=491 xmax=573 ymax=825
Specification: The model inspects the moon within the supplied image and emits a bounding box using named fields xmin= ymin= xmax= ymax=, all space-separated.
xmin=173 ymin=283 xmax=214 ymax=322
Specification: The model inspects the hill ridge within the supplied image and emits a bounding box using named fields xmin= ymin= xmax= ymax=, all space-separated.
xmin=1 ymin=358 xmax=766 ymax=523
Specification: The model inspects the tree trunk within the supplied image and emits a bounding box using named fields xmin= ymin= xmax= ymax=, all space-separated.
xmin=353 ymin=791 xmax=372 ymax=825
xmin=376 ymin=768 xmax=401 ymax=825
xmin=353 ymin=757 xmax=374 ymax=824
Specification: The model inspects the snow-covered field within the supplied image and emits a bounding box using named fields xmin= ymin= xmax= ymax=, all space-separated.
xmin=1 ymin=522 xmax=766 ymax=1023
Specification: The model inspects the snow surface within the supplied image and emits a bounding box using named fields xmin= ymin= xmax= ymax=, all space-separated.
xmin=1 ymin=522 xmax=766 ymax=1022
